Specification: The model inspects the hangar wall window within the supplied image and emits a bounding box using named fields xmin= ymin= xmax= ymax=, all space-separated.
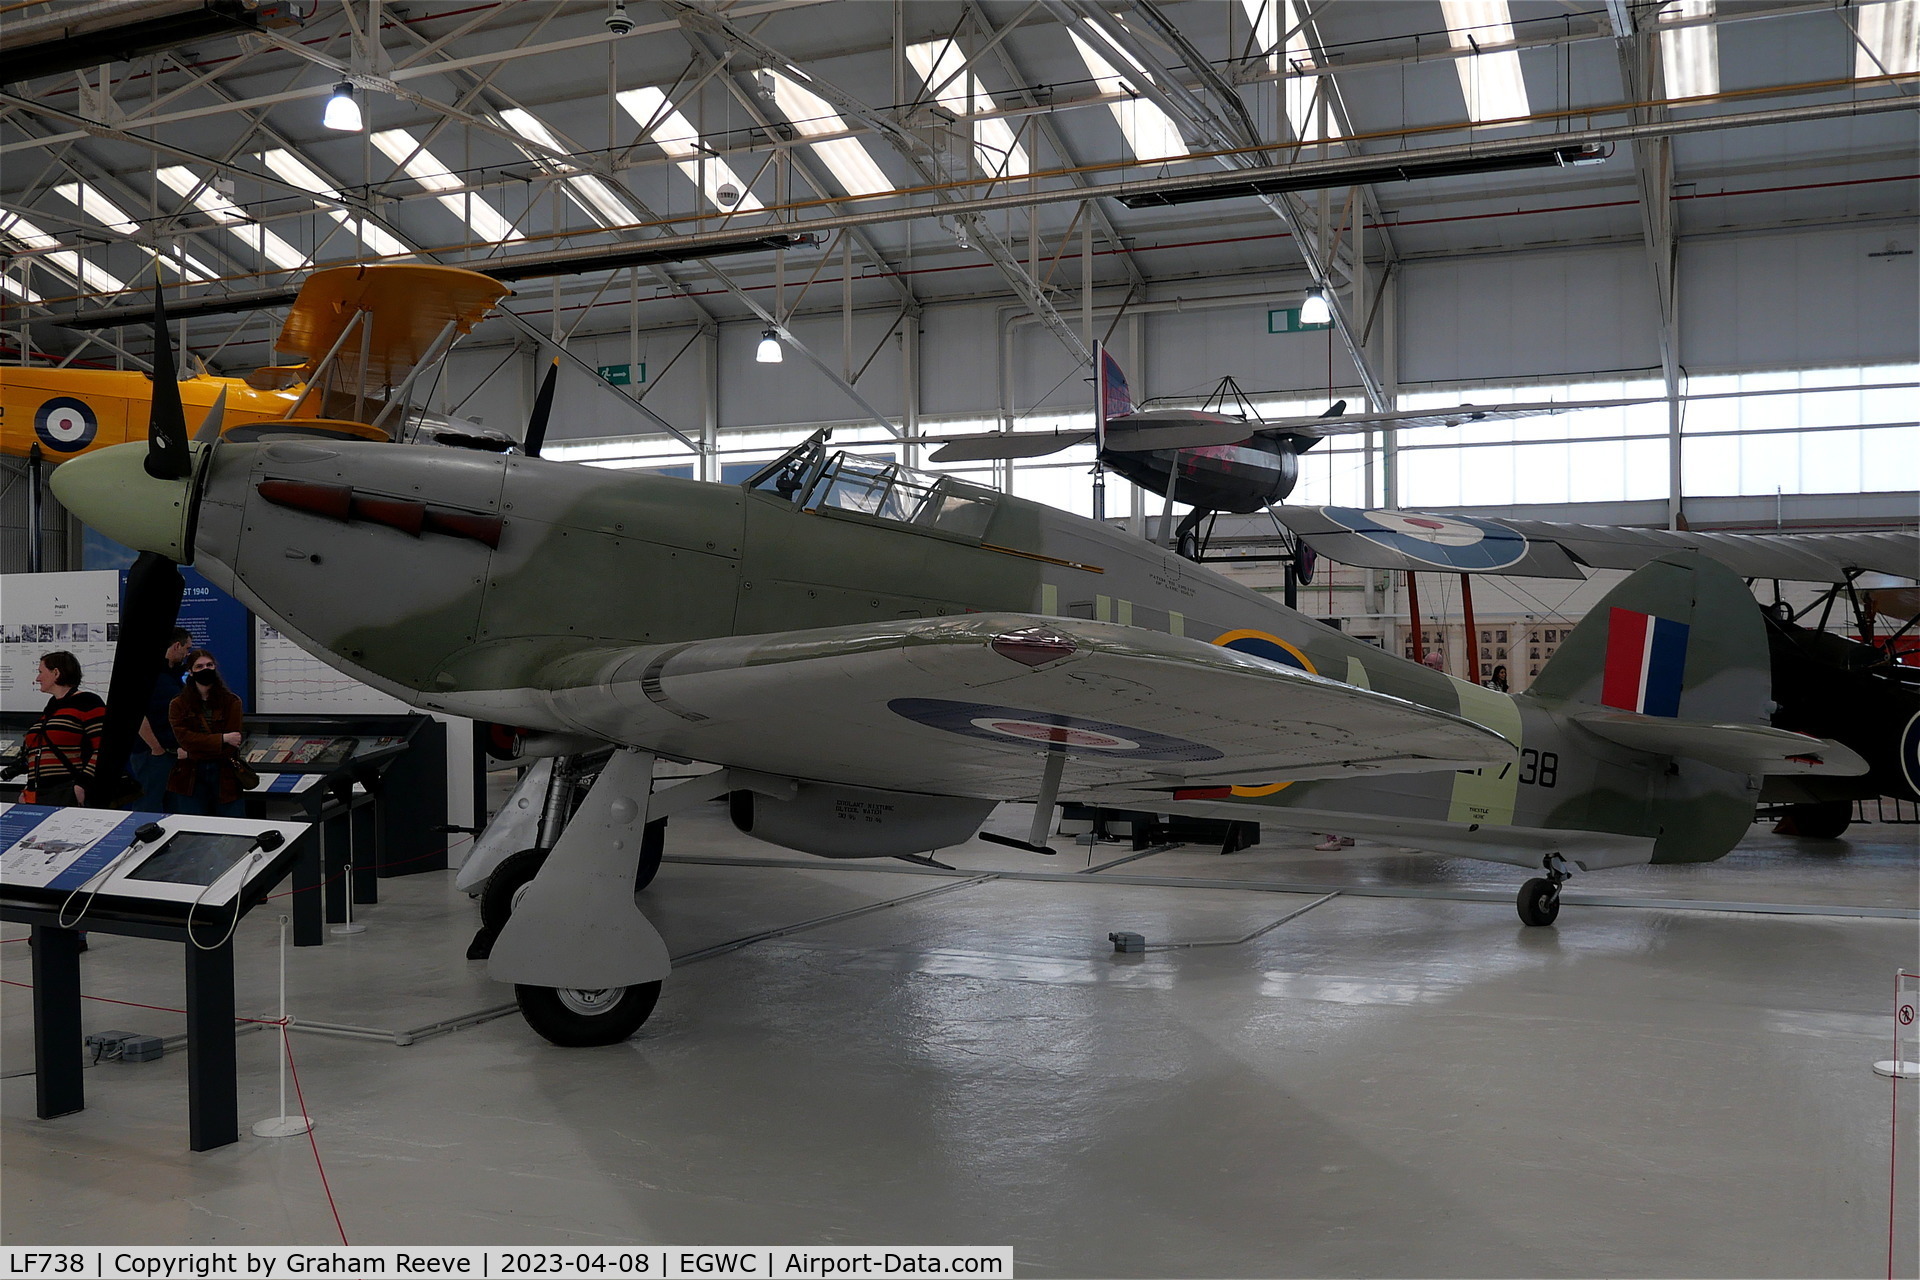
xmin=1679 ymin=364 xmax=1920 ymax=497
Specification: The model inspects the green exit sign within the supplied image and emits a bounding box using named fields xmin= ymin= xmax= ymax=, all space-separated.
xmin=1269 ymin=308 xmax=1332 ymax=333
xmin=597 ymin=362 xmax=645 ymax=385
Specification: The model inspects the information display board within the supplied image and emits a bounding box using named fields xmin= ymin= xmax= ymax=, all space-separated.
xmin=0 ymin=572 xmax=120 ymax=712
xmin=254 ymin=620 xmax=406 ymax=714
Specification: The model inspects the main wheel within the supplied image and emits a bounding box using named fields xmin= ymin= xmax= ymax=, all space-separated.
xmin=480 ymin=847 xmax=549 ymax=935
xmin=1517 ymin=877 xmax=1560 ymax=927
xmin=515 ymin=981 xmax=662 ymax=1047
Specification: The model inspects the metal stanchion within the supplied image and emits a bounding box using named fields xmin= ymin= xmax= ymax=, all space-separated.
xmin=253 ymin=916 xmax=313 ymax=1138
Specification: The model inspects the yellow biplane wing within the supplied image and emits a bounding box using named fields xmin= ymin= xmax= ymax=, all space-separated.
xmin=273 ymin=264 xmax=510 ymax=388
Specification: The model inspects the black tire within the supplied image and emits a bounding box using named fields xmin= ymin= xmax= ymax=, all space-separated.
xmin=1517 ymin=877 xmax=1560 ymax=927
xmin=480 ymin=848 xmax=548 ymax=935
xmin=634 ymin=817 xmax=667 ymax=893
xmin=515 ymin=981 xmax=662 ymax=1047
xmin=1778 ymin=801 xmax=1853 ymax=840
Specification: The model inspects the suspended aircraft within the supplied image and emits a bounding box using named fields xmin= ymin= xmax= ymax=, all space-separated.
xmin=49 ymin=302 xmax=1874 ymax=1048
xmin=0 ymin=263 xmax=509 ymax=463
xmin=921 ymin=348 xmax=1651 ymax=560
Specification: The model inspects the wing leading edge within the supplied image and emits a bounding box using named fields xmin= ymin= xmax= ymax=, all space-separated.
xmin=538 ymin=614 xmax=1516 ymax=801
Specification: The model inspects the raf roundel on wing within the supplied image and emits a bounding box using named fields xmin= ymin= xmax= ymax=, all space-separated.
xmin=1323 ymin=506 xmax=1530 ymax=571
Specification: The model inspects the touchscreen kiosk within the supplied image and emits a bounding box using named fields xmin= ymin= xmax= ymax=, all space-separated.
xmin=126 ymin=832 xmax=266 ymax=888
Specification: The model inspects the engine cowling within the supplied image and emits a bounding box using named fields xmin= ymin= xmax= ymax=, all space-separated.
xmin=728 ymin=781 xmax=994 ymax=858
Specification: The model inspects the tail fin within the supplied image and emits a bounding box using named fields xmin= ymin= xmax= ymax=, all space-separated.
xmin=1529 ymin=551 xmax=1770 ymax=863
xmin=1530 ymin=550 xmax=1770 ymax=722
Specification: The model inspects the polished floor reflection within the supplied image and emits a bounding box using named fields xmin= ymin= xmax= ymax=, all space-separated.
xmin=4 ymin=804 xmax=1916 ymax=1277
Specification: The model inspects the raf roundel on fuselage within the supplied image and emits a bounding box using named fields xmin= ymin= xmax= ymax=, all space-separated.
xmin=33 ymin=397 xmax=97 ymax=452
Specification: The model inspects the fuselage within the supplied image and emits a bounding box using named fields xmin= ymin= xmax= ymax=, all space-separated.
xmin=153 ymin=437 xmax=1748 ymax=870
xmin=0 ymin=367 xmax=296 ymax=463
xmin=1103 ymin=436 xmax=1301 ymax=514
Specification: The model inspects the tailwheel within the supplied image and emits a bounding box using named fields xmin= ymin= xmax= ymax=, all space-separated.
xmin=515 ymin=981 xmax=662 ymax=1047
xmin=1516 ymin=876 xmax=1561 ymax=927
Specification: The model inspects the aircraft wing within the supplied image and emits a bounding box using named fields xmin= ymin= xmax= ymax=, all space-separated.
xmin=545 ymin=614 xmax=1515 ymax=800
xmin=275 ymin=264 xmax=510 ymax=387
xmin=926 ymin=431 xmax=1093 ymax=462
xmin=1271 ymin=505 xmax=1919 ymax=583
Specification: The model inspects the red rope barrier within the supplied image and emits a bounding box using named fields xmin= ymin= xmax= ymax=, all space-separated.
xmin=281 ymin=1028 xmax=349 ymax=1246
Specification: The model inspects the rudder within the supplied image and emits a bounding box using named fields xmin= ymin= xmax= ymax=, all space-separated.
xmin=1527 ymin=552 xmax=1769 ymax=862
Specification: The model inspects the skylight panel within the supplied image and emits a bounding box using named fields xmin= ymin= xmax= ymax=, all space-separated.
xmin=904 ymin=41 xmax=1031 ymax=179
xmin=52 ymin=181 xmax=218 ymax=282
xmin=0 ymin=273 xmax=43 ymax=304
xmin=615 ymin=87 xmax=766 ymax=213
xmin=1069 ymin=28 xmax=1190 ymax=161
xmin=369 ymin=130 xmax=525 ymax=243
xmin=1856 ymin=0 xmax=1919 ymax=76
xmin=495 ymin=109 xmax=638 ymax=228
xmin=155 ymin=166 xmax=309 ymax=270
xmin=1439 ymin=0 xmax=1531 ymax=123
xmin=1658 ymin=0 xmax=1720 ymax=98
xmin=1238 ymin=0 xmax=1340 ymax=142
xmin=0 ymin=209 xmax=126 ymax=293
xmin=51 ymin=182 xmax=138 ymax=234
xmin=769 ymin=73 xmax=895 ymax=198
xmin=260 ymin=149 xmax=410 ymax=258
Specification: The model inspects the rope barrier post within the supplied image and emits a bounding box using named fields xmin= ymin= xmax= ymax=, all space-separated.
xmin=330 ymin=812 xmax=365 ymax=936
xmin=254 ymin=915 xmax=312 ymax=1138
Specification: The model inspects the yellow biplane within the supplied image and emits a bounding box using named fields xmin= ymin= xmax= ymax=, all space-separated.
xmin=1 ymin=264 xmax=509 ymax=462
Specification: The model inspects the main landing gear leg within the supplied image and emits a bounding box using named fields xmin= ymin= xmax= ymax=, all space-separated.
xmin=1516 ymin=855 xmax=1573 ymax=927
xmin=487 ymin=749 xmax=670 ymax=1046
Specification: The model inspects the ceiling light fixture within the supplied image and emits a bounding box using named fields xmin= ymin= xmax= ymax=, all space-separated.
xmin=756 ymin=328 xmax=783 ymax=364
xmin=1298 ymin=289 xmax=1332 ymax=326
xmin=323 ymin=81 xmax=362 ymax=132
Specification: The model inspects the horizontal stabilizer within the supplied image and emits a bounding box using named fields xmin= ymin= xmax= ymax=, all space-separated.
xmin=1573 ymin=711 xmax=1869 ymax=776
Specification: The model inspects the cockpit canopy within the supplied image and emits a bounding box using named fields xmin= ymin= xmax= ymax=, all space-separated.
xmin=745 ymin=431 xmax=998 ymax=541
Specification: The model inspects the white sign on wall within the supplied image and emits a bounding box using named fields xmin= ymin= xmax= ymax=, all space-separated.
xmin=0 ymin=571 xmax=121 ymax=711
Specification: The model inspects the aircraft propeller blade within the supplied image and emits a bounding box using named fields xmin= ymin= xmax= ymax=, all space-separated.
xmin=521 ymin=358 xmax=560 ymax=458
xmin=89 ymin=550 xmax=186 ymax=810
xmin=192 ymin=386 xmax=228 ymax=444
xmin=143 ymin=285 xmax=192 ymax=481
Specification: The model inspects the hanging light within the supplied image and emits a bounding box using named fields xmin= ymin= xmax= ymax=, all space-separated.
xmin=323 ymin=81 xmax=362 ymax=132
xmin=1298 ymin=288 xmax=1331 ymax=326
xmin=755 ymin=328 xmax=783 ymax=363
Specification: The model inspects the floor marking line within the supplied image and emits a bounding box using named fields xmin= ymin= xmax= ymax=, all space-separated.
xmin=660 ymin=854 xmax=1919 ymax=919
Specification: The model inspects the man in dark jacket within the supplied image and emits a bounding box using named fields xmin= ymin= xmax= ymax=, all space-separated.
xmin=130 ymin=628 xmax=192 ymax=813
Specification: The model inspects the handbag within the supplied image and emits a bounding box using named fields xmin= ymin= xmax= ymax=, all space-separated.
xmin=200 ymin=700 xmax=260 ymax=792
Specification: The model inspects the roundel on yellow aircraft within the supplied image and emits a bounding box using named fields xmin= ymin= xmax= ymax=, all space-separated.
xmin=34 ymin=397 xmax=98 ymax=452
xmin=1210 ymin=629 xmax=1315 ymax=796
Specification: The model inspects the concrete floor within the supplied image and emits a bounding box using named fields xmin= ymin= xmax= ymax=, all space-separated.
xmin=3 ymin=802 xmax=1916 ymax=1277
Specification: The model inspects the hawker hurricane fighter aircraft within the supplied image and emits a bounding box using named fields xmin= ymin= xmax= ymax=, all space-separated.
xmin=52 ymin=318 xmax=1870 ymax=1047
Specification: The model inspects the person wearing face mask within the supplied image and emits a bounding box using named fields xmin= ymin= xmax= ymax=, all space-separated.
xmin=167 ymin=648 xmax=247 ymax=817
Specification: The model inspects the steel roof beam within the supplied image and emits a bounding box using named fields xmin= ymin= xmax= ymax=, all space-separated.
xmin=665 ymin=0 xmax=1096 ymax=366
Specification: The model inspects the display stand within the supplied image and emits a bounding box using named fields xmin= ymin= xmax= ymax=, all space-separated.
xmin=235 ymin=714 xmax=442 ymax=946
xmin=0 ymin=805 xmax=309 ymax=1151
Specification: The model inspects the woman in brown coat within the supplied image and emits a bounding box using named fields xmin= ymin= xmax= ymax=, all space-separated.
xmin=168 ymin=648 xmax=247 ymax=817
